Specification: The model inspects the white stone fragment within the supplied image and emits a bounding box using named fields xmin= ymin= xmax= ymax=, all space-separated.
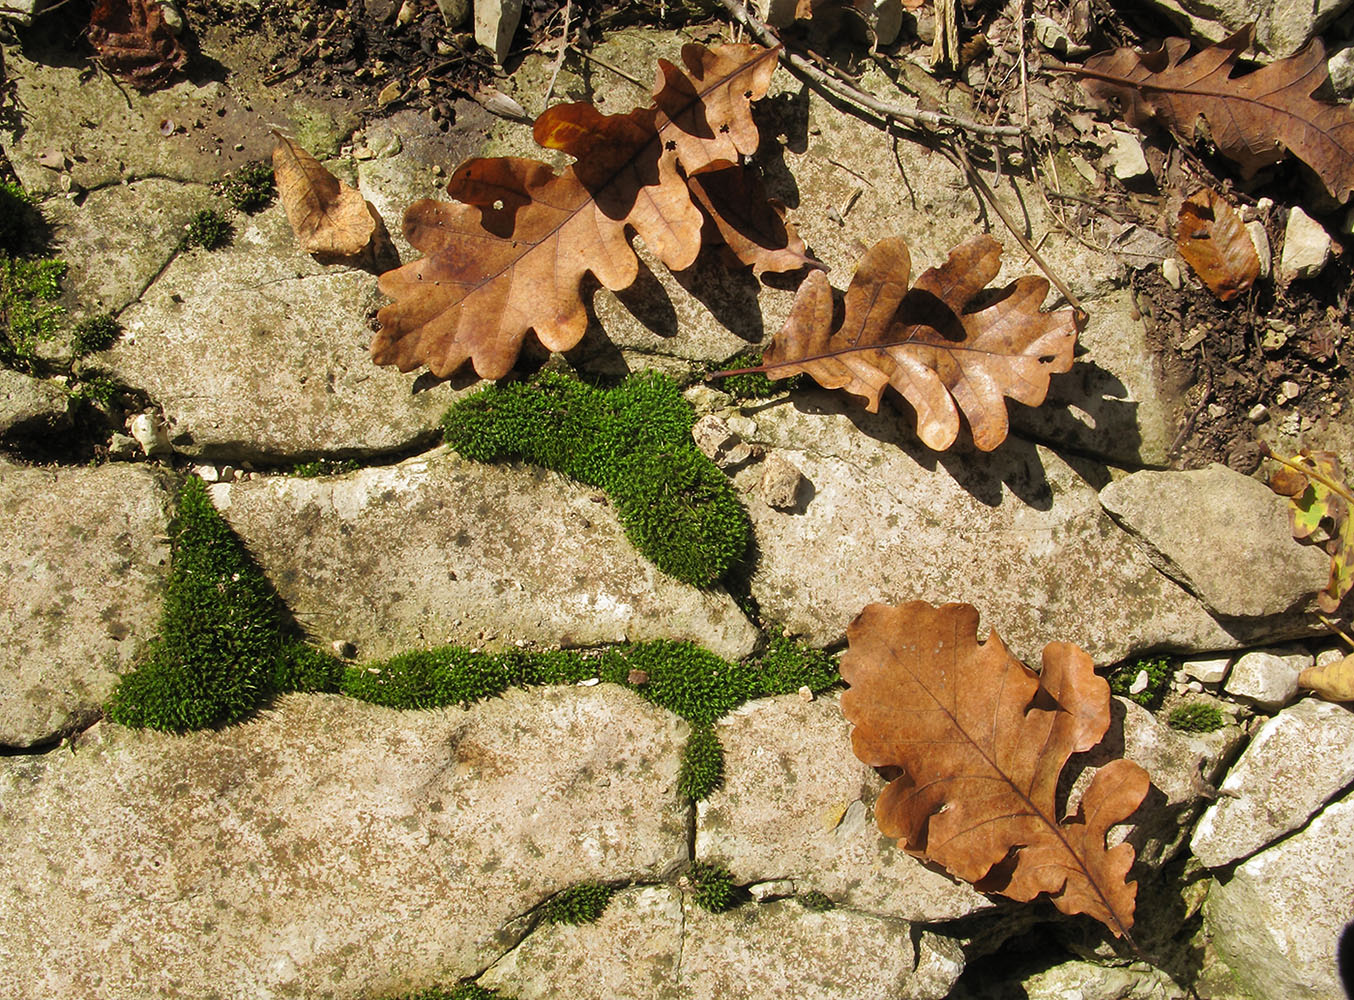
xmin=474 ymin=0 xmax=525 ymax=64
xmin=1329 ymin=45 xmax=1354 ymax=98
xmin=692 ymin=414 xmax=753 ymax=468
xmin=748 ymin=879 xmax=795 ymax=902
xmin=1181 ymin=655 xmax=1230 ymax=685
xmin=1161 ymin=257 xmax=1182 ymax=289
xmin=193 ymin=464 xmax=220 ymax=484
xmin=1128 ymin=669 xmax=1150 ymax=695
xmin=1245 ymin=220 xmax=1272 ymax=279
xmin=128 ymin=412 xmax=172 ymax=457
xmin=1109 ymin=130 xmax=1151 ymax=182
xmin=1223 ymin=647 xmax=1311 ymax=710
xmin=1279 ymin=207 xmax=1333 ymax=283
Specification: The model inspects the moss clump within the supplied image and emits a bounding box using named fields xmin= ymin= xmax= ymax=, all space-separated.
xmin=215 ymin=160 xmax=276 ymax=213
xmin=71 ymin=312 xmax=122 ymax=355
xmin=442 ymin=371 xmax=749 ymax=587
xmin=272 ymin=640 xmax=344 ymax=694
xmin=706 ymin=351 xmax=803 ymax=400
xmin=181 ymin=209 xmax=234 ymax=251
xmin=678 ymin=723 xmax=724 ymax=800
xmin=393 ymin=986 xmax=506 ymax=1000
xmin=0 ymin=255 xmax=67 ymax=370
xmin=797 ymin=889 xmax=835 ymax=911
xmin=291 ymin=458 xmax=361 ymax=478
xmin=1167 ymin=701 xmax=1225 ymax=733
xmin=542 ymin=882 xmax=616 ymax=925
xmin=688 ymin=861 xmax=740 ymax=912
xmin=0 ymin=181 xmax=41 ymax=255
xmin=340 ymin=646 xmax=530 ymax=710
xmin=106 ymin=476 xmax=295 ymax=730
xmin=1108 ymin=655 xmax=1172 ymax=710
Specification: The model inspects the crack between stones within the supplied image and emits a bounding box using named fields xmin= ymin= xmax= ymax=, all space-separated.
xmin=0 ymin=709 xmax=103 ymax=757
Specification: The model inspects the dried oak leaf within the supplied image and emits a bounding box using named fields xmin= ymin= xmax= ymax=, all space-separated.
xmin=755 ymin=234 xmax=1077 ymax=451
xmin=272 ymin=132 xmax=380 ymax=258
xmin=1268 ymin=450 xmax=1354 ymax=612
xmin=1077 ymin=26 xmax=1354 ymax=203
xmin=1175 ymin=188 xmax=1260 ymax=301
xmin=1299 ymin=654 xmax=1354 ymax=701
xmin=689 ymin=165 xmax=817 ymax=276
xmin=372 ymin=43 xmax=795 ymax=380
xmin=87 ymin=0 xmax=188 ymax=91
xmin=840 ymin=601 xmax=1150 ymax=938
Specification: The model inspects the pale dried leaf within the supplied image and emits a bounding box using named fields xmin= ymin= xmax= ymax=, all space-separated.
xmin=272 ymin=132 xmax=378 ymax=257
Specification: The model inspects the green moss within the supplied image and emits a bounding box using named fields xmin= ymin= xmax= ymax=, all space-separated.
xmin=1167 ymin=701 xmax=1225 ymax=733
xmin=1108 ymin=655 xmax=1172 ymax=710
xmin=688 ymin=861 xmax=740 ymax=912
xmin=215 ymin=160 xmax=276 ymax=213
xmin=678 ymin=723 xmax=724 ymax=800
xmin=340 ymin=646 xmax=525 ymax=709
xmin=797 ymin=889 xmax=834 ymax=911
xmin=0 ymin=181 xmax=40 ymax=255
xmin=291 ymin=458 xmax=362 ymax=478
xmin=705 ymin=350 xmax=803 ymax=400
xmin=181 ymin=209 xmax=234 ymax=251
xmin=392 ymin=986 xmax=506 ymax=1000
xmin=542 ymin=882 xmax=616 ymax=925
xmin=0 ymin=255 xmax=67 ymax=370
xmin=70 ymin=374 xmax=119 ymax=406
xmin=71 ymin=312 xmax=122 ymax=355
xmin=273 ymin=640 xmax=344 ymax=693
xmin=442 ymin=371 xmax=749 ymax=587
xmin=106 ymin=476 xmax=295 ymax=731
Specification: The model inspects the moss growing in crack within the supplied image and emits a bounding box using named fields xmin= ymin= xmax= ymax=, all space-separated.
xmin=797 ymin=889 xmax=834 ymax=911
xmin=181 ymin=209 xmax=234 ymax=251
xmin=215 ymin=160 xmax=276 ymax=213
xmin=106 ymin=476 xmax=296 ymax=730
xmin=0 ymin=181 xmax=42 ymax=255
xmin=70 ymin=312 xmax=122 ymax=356
xmin=542 ymin=881 xmax=616 ymax=925
xmin=0 ymin=255 xmax=67 ymax=370
xmin=290 ymin=458 xmax=361 ymax=478
xmin=1108 ymin=654 xmax=1172 ymax=710
xmin=678 ymin=723 xmax=724 ymax=800
xmin=441 ymin=370 xmax=749 ymax=587
xmin=705 ymin=350 xmax=803 ymax=401
xmin=392 ymin=986 xmax=507 ymax=1000
xmin=688 ymin=861 xmax=740 ymax=913
xmin=754 ymin=632 xmax=839 ymax=696
xmin=1167 ymin=701 xmax=1225 ymax=733
xmin=272 ymin=640 xmax=344 ymax=694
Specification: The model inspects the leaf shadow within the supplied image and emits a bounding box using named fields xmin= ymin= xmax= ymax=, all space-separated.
xmin=1009 ymin=358 xmax=1145 ymax=478
xmin=671 ymin=252 xmax=767 ymax=344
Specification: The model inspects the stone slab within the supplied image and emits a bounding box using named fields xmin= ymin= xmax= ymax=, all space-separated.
xmin=0 ymin=460 xmax=167 ymax=747
xmin=0 ymin=688 xmax=689 ymax=999
xmin=1223 ymin=646 xmax=1310 ymax=709
xmin=697 ymin=693 xmax=991 ymax=922
xmin=210 ymin=447 xmax=761 ymax=663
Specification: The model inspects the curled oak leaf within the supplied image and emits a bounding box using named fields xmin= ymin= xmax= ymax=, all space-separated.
xmin=1299 ymin=654 xmax=1354 ymax=702
xmin=372 ymin=43 xmax=788 ymax=380
xmin=1076 ymin=26 xmax=1354 ymax=203
xmin=840 ymin=601 xmax=1150 ymax=938
xmin=272 ymin=132 xmax=380 ymax=258
xmin=1176 ymin=188 xmax=1260 ymax=302
xmin=750 ymin=235 xmax=1076 ymax=451
xmin=87 ymin=0 xmax=188 ymax=91
xmin=1267 ymin=449 xmax=1354 ymax=612
xmin=688 ymin=165 xmax=817 ymax=276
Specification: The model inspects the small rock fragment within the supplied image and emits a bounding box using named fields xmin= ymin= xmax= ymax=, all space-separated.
xmin=193 ymin=464 xmax=220 ymax=484
xmin=759 ymin=452 xmax=805 ymax=510
xmin=692 ymin=414 xmax=753 ymax=468
xmin=128 ymin=412 xmax=172 ymax=457
xmin=376 ymin=81 xmax=403 ymax=107
xmin=1181 ymin=655 xmax=1231 ymax=685
xmin=1161 ymin=257 xmax=1182 ymax=289
xmin=1108 ymin=130 xmax=1151 ymax=182
xmin=748 ymin=879 xmax=795 ymax=902
xmin=434 ymin=0 xmax=470 ymax=29
xmin=627 ymin=669 xmax=649 ymax=686
xmin=1128 ymin=669 xmax=1149 ymax=695
xmin=1279 ymin=380 xmax=1301 ymax=403
xmin=474 ymin=0 xmax=525 ymax=64
xmin=1224 ymin=647 xmax=1311 ymax=710
xmin=1247 ymin=404 xmax=1268 ymax=423
xmin=797 ymin=685 xmax=814 ymax=702
xmin=1245 ymin=220 xmax=1272 ymax=279
xmin=1279 ymin=207 xmax=1333 ymax=283
xmin=107 ymin=432 xmax=140 ymax=460
xmin=1329 ymin=45 xmax=1354 ymax=99
xmin=1031 ymin=14 xmax=1091 ymax=58
xmin=395 ymin=0 xmax=415 ymax=24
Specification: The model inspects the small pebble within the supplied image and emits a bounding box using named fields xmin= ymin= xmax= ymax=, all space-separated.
xmin=1128 ymin=669 xmax=1149 ymax=695
xmin=577 ymin=677 xmax=600 ymax=687
xmin=1247 ymin=404 xmax=1269 ymax=423
xmin=1279 ymin=380 xmax=1301 ymax=402
xmin=798 ymin=685 xmax=814 ymax=702
xmin=1161 ymin=258 xmax=1182 ymax=289
xmin=627 ymin=669 xmax=649 ymax=686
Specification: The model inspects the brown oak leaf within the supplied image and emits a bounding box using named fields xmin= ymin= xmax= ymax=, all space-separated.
xmin=750 ymin=234 xmax=1077 ymax=451
xmin=1077 ymin=26 xmax=1354 ymax=203
xmin=840 ymin=601 xmax=1150 ymax=938
xmin=87 ymin=0 xmax=188 ymax=91
xmin=1175 ymin=188 xmax=1260 ymax=302
xmin=272 ymin=132 xmax=382 ymax=258
xmin=688 ymin=166 xmax=817 ymax=276
xmin=372 ymin=43 xmax=800 ymax=380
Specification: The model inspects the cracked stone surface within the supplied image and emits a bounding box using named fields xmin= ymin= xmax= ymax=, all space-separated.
xmin=697 ymin=693 xmax=991 ymax=922
xmin=730 ymin=392 xmax=1291 ymax=666
xmin=0 ymin=688 xmax=690 ymax=1000
xmin=0 ymin=459 xmax=168 ymax=747
xmin=481 ymin=885 xmax=956 ymax=1000
xmin=208 ymin=447 xmax=761 ymax=662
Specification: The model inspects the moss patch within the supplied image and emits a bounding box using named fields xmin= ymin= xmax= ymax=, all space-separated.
xmin=391 ymin=986 xmax=507 ymax=1000
xmin=678 ymin=723 xmax=724 ymax=800
xmin=181 ymin=209 xmax=234 ymax=251
xmin=688 ymin=861 xmax=740 ymax=912
xmin=215 ymin=160 xmax=276 ymax=213
xmin=71 ymin=312 xmax=122 ymax=356
xmin=0 ymin=181 xmax=42 ymax=255
xmin=1108 ymin=654 xmax=1171 ymax=710
xmin=442 ymin=370 xmax=749 ymax=587
xmin=1 ymin=255 xmax=67 ymax=371
xmin=542 ymin=882 xmax=616 ymax=925
xmin=1167 ymin=701 xmax=1225 ymax=733
xmin=797 ymin=889 xmax=834 ymax=911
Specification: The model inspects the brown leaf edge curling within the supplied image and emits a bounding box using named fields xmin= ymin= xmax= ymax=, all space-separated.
xmin=272 ymin=131 xmax=382 ymax=259
xmin=88 ymin=0 xmax=188 ymax=91
xmin=1175 ymin=188 xmax=1260 ymax=302
xmin=839 ymin=601 xmax=1150 ymax=938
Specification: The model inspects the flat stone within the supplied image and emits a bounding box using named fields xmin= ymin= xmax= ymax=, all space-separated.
xmin=1205 ymin=789 xmax=1354 ymax=1000
xmin=698 ymin=693 xmax=994 ymax=922
xmin=0 ymin=688 xmax=689 ymax=998
xmin=1099 ymin=464 xmax=1328 ymax=619
xmin=758 ymin=451 xmax=805 ymax=509
xmin=1022 ymin=959 xmax=1186 ymax=999
xmin=1223 ymin=646 xmax=1310 ymax=709
xmin=1279 ymin=207 xmax=1333 ymax=284
xmin=740 ymin=395 xmax=1265 ymax=666
xmin=0 ymin=369 xmax=72 ymax=443
xmin=1181 ymin=654 xmax=1231 ymax=685
xmin=1330 ymin=46 xmax=1354 ymax=98
xmin=474 ymin=0 xmax=525 ymax=63
xmin=0 ymin=460 xmax=167 ymax=747
xmin=210 ymin=447 xmax=761 ymax=662
xmin=1138 ymin=0 xmax=1352 ymax=57
xmin=103 ymin=205 xmax=467 ymax=463
xmin=1192 ymin=697 xmax=1354 ymax=867
xmin=1109 ymin=129 xmax=1151 ymax=181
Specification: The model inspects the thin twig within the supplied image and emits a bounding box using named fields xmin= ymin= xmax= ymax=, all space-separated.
xmin=715 ymin=0 xmax=1024 ymax=140
xmin=542 ymin=0 xmax=573 ymax=108
xmin=1016 ymin=0 xmax=1030 ymax=132
xmin=1261 ymin=445 xmax=1354 ymax=506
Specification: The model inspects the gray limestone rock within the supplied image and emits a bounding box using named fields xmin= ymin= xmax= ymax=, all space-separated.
xmin=1223 ymin=646 xmax=1310 ymax=709
xmin=1205 ymin=789 xmax=1354 ymax=1000
xmin=0 ymin=369 xmax=72 ymax=443
xmin=1181 ymin=654 xmax=1232 ymax=685
xmin=741 ymin=395 xmax=1262 ymax=666
xmin=0 ymin=460 xmax=167 ymax=747
xmin=102 ymin=206 xmax=467 ymax=463
xmin=1022 ymin=960 xmax=1185 ymax=999
xmin=210 ymin=447 xmax=760 ymax=662
xmin=1098 ymin=464 xmax=1328 ymax=619
xmin=697 ymin=693 xmax=993 ymax=922
xmin=0 ymin=0 xmax=44 ymax=27
xmin=1279 ymin=207 xmax=1333 ymax=284
xmin=758 ymin=451 xmax=805 ymax=509
xmin=1191 ymin=697 xmax=1354 ymax=868
xmin=1138 ymin=0 xmax=1352 ymax=57
xmin=0 ymin=688 xmax=689 ymax=999
xmin=475 ymin=0 xmax=525 ymax=63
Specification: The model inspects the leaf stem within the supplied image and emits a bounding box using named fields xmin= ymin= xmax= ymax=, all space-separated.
xmin=1260 ymin=444 xmax=1354 ymax=506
